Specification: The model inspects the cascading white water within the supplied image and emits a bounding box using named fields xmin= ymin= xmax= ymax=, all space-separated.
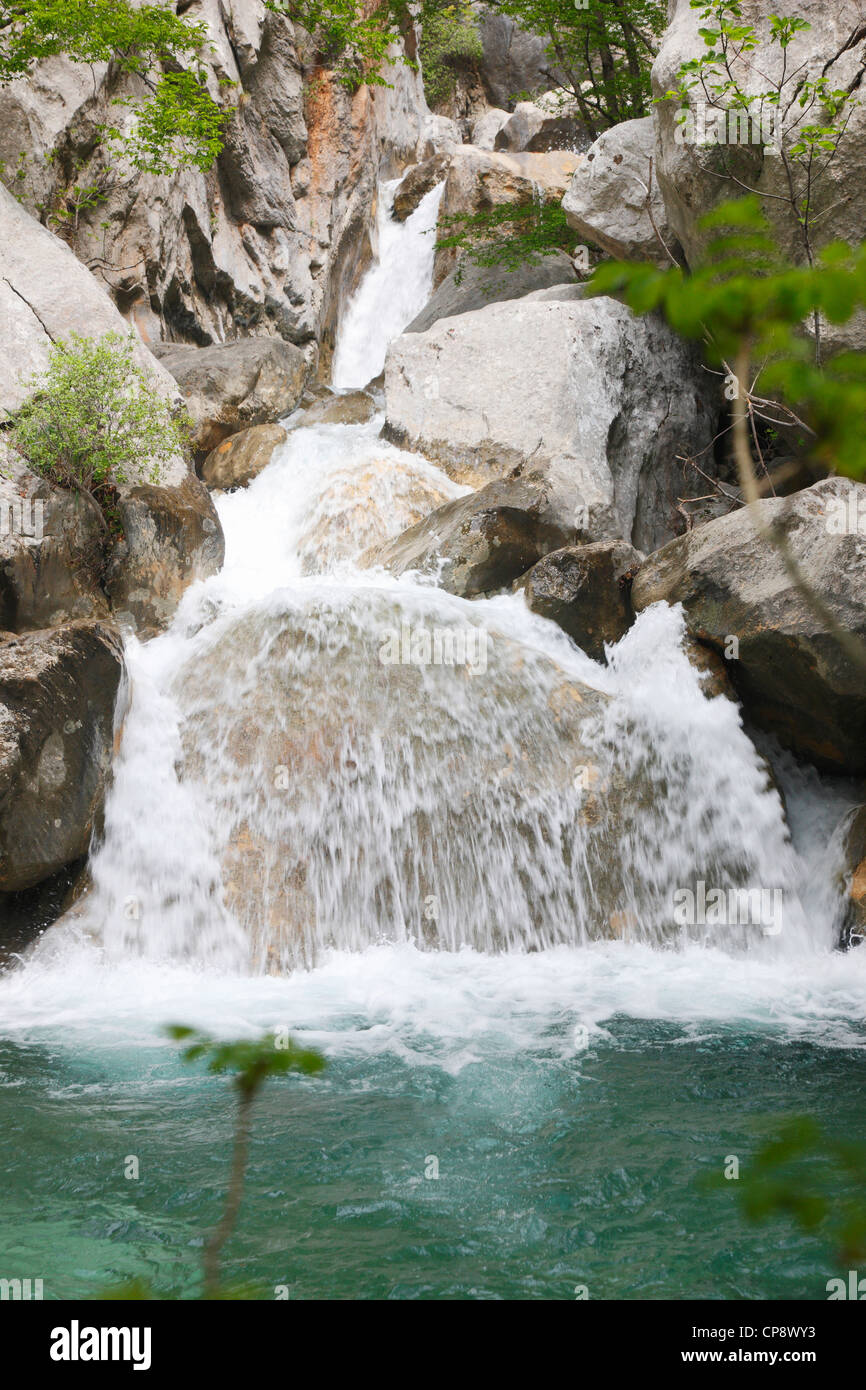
xmin=12 ymin=176 xmax=860 ymax=985
xmin=331 ymin=179 xmax=444 ymax=389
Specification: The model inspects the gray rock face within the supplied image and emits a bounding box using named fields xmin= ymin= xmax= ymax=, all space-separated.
xmin=476 ymin=11 xmax=557 ymax=108
xmin=631 ymin=477 xmax=866 ymax=774
xmin=363 ymin=477 xmax=578 ymax=597
xmin=0 ymin=6 xmax=444 ymax=357
xmin=494 ymin=94 xmax=587 ymax=153
xmin=516 ymin=541 xmax=644 ymax=661
xmin=201 ymin=424 xmax=288 ymax=491
xmin=653 ymin=1 xmax=866 ymax=274
xmin=0 ymin=621 xmax=124 ymax=892
xmin=155 ymin=339 xmax=308 ymax=455
xmin=405 ymin=251 xmax=576 ymax=334
xmin=0 ymin=181 xmax=180 ymax=420
xmin=0 ymin=447 xmax=108 ymax=633
xmin=433 ymin=145 xmax=583 ymax=284
xmin=384 ymin=296 xmax=718 ymax=552
xmin=470 ymin=107 xmax=510 ymax=149
xmin=563 ymin=117 xmax=679 ymax=266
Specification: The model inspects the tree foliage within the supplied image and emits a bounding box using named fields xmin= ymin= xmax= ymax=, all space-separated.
xmin=0 ymin=0 xmax=230 ymax=173
xmin=418 ymin=2 xmax=482 ymax=108
xmin=490 ymin=0 xmax=667 ymax=134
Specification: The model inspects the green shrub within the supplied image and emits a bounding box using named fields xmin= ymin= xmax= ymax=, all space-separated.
xmin=8 ymin=332 xmax=187 ymax=504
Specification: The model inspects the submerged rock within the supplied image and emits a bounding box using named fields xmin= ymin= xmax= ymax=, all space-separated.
xmin=363 ymin=477 xmax=576 ymax=596
xmin=384 ymin=295 xmax=717 ymax=552
xmin=201 ymin=424 xmax=288 ymax=491
xmin=0 ymin=621 xmax=124 ymax=893
xmin=631 ymin=478 xmax=866 ymax=774
xmin=291 ymin=390 xmax=378 ymax=429
xmin=516 ymin=541 xmax=644 ymax=661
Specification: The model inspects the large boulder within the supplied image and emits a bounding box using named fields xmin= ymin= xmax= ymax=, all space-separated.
xmin=631 ymin=477 xmax=866 ymax=773
xmin=652 ymin=1 xmax=866 ymax=276
xmin=494 ymin=94 xmax=587 ymax=153
xmin=516 ymin=541 xmax=644 ymax=661
xmin=363 ymin=477 xmax=577 ymax=596
xmin=405 ymin=250 xmax=576 ymax=334
xmin=383 ymin=296 xmax=718 ymax=552
xmin=0 ymin=621 xmax=124 ymax=893
xmin=0 ymin=446 xmax=109 ymax=633
xmin=154 ymin=339 xmax=308 ymax=456
xmin=470 ymin=107 xmax=510 ymax=150
xmin=433 ymin=145 xmax=583 ymax=284
xmin=563 ymin=117 xmax=679 ymax=266
xmin=201 ymin=424 xmax=288 ymax=491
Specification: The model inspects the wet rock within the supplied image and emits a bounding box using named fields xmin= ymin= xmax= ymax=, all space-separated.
xmin=201 ymin=424 xmax=288 ymax=491
xmin=392 ymin=153 xmax=451 ymax=221
xmin=363 ymin=477 xmax=577 ymax=597
xmin=154 ymin=338 xmax=308 ymax=455
xmin=384 ymin=295 xmax=717 ymax=552
xmin=104 ymin=474 xmax=225 ymax=637
xmin=516 ymin=541 xmax=643 ymax=661
xmin=0 ymin=621 xmax=124 ymax=892
xmin=405 ymin=251 xmax=576 ymax=334
xmin=292 ymin=390 xmax=378 ymax=428
xmin=631 ymin=478 xmax=866 ymax=773
xmin=838 ymin=806 xmax=866 ymax=947
xmin=563 ymin=117 xmax=679 ymax=267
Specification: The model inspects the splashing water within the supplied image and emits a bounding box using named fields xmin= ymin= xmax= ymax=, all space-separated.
xmin=3 ymin=176 xmax=865 ymax=1030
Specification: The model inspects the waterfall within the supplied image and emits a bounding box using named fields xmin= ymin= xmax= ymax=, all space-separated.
xmin=17 ymin=179 xmax=852 ymax=975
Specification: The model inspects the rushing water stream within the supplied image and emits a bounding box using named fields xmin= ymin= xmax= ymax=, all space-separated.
xmin=1 ymin=181 xmax=865 ymax=1300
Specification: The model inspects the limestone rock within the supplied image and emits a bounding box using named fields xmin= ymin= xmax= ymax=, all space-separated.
xmin=384 ymin=295 xmax=718 ymax=552
xmin=363 ymin=477 xmax=577 ymax=597
xmin=104 ymin=474 xmax=225 ymax=637
xmin=155 ymin=338 xmax=308 ymax=455
xmin=494 ymin=94 xmax=587 ymax=153
xmin=201 ymin=424 xmax=288 ymax=490
xmin=0 ymin=446 xmax=108 ymax=633
xmin=405 ymin=250 xmax=576 ymax=334
xmin=433 ymin=145 xmax=583 ymax=284
xmin=631 ymin=477 xmax=866 ymax=773
xmin=563 ymin=117 xmax=679 ymax=266
xmin=392 ymin=154 xmax=451 ymax=221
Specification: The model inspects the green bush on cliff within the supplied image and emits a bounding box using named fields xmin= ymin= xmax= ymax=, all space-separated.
xmin=8 ymin=332 xmax=186 ymax=506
